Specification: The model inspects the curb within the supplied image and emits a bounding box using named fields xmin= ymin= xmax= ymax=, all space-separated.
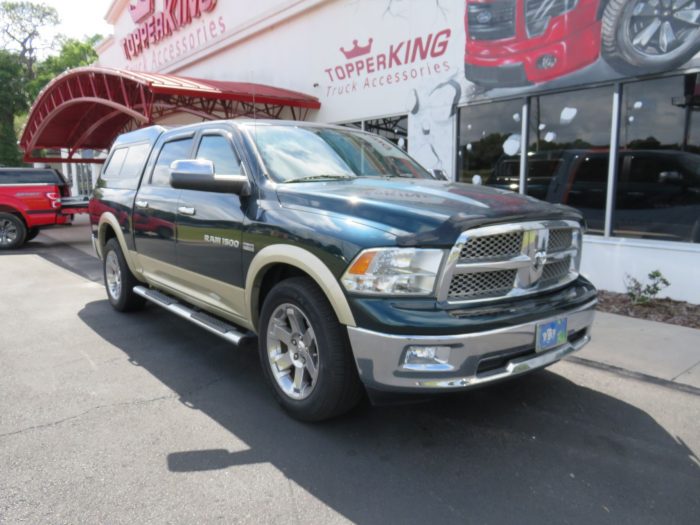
xmin=567 ymin=356 xmax=700 ymax=396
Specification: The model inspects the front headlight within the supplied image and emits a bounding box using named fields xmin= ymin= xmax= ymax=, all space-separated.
xmin=341 ymin=248 xmax=444 ymax=296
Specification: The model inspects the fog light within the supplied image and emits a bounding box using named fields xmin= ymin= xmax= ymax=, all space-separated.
xmin=403 ymin=346 xmax=453 ymax=371
xmin=536 ymin=54 xmax=557 ymax=70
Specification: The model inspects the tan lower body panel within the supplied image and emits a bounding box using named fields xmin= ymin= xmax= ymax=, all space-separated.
xmin=136 ymin=253 xmax=253 ymax=331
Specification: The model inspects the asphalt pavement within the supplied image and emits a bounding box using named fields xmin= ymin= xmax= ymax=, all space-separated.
xmin=1 ymin=221 xmax=699 ymax=524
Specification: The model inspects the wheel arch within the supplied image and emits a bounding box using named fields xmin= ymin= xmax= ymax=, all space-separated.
xmin=0 ymin=200 xmax=29 ymax=225
xmin=97 ymin=213 xmax=141 ymax=275
xmin=245 ymin=244 xmax=356 ymax=332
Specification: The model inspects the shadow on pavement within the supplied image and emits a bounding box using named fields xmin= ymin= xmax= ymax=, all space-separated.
xmin=0 ymin=235 xmax=103 ymax=284
xmin=78 ymin=299 xmax=700 ymax=525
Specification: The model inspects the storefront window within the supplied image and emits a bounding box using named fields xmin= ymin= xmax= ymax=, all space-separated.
xmin=342 ymin=116 xmax=408 ymax=149
xmin=457 ymin=99 xmax=523 ymax=185
xmin=527 ymin=86 xmax=613 ymax=235
xmin=616 ymin=75 xmax=700 ymax=243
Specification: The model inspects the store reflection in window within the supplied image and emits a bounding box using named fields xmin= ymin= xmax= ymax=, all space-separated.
xmin=457 ymin=99 xmax=523 ymax=186
xmin=342 ymin=116 xmax=408 ymax=150
xmin=526 ymin=86 xmax=614 ymax=236
xmin=616 ymin=75 xmax=700 ymax=243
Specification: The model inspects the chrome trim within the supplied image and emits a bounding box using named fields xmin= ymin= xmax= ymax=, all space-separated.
xmin=133 ymin=285 xmax=251 ymax=345
xmin=347 ymin=298 xmax=596 ymax=391
xmin=436 ymin=220 xmax=582 ymax=305
xmin=416 ymin=335 xmax=590 ymax=389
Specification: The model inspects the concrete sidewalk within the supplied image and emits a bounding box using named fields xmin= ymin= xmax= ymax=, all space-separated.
xmin=577 ymin=312 xmax=700 ymax=390
xmin=31 ymin=217 xmax=700 ymax=392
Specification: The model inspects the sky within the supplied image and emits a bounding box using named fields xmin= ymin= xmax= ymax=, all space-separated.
xmin=42 ymin=0 xmax=113 ymax=43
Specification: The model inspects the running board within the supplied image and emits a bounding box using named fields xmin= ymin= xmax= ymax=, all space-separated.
xmin=133 ymin=286 xmax=253 ymax=345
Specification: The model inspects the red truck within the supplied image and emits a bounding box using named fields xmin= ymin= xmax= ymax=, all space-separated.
xmin=0 ymin=168 xmax=88 ymax=249
xmin=465 ymin=0 xmax=700 ymax=87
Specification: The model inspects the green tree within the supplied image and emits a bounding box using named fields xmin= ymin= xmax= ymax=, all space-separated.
xmin=29 ymin=35 xmax=101 ymax=100
xmin=0 ymin=50 xmax=26 ymax=166
xmin=0 ymin=1 xmax=59 ymax=80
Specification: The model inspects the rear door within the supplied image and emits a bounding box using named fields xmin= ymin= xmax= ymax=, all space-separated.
xmin=175 ymin=129 xmax=248 ymax=318
xmin=133 ymin=134 xmax=194 ymax=282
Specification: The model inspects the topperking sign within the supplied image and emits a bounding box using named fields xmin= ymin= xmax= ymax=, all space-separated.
xmin=122 ymin=0 xmax=219 ymax=61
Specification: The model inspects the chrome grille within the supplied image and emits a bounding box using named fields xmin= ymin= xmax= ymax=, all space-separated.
xmin=460 ymin=231 xmax=523 ymax=261
xmin=548 ymin=228 xmax=573 ymax=252
xmin=438 ymin=220 xmax=581 ymax=304
xmin=448 ymin=270 xmax=517 ymax=300
xmin=541 ymin=256 xmax=572 ymax=285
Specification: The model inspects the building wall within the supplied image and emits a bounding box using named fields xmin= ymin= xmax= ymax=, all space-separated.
xmin=97 ymin=0 xmax=700 ymax=302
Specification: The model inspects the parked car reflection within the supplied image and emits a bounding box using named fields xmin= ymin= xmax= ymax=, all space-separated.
xmin=489 ymin=149 xmax=700 ymax=243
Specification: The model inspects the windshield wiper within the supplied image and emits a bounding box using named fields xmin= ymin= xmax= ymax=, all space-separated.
xmin=285 ymin=174 xmax=355 ymax=183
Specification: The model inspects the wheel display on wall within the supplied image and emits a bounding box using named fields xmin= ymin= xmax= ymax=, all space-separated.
xmin=602 ymin=0 xmax=700 ymax=75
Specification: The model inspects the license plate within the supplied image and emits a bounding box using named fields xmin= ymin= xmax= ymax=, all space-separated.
xmin=536 ymin=318 xmax=568 ymax=352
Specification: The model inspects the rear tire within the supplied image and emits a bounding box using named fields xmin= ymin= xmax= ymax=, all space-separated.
xmin=258 ymin=277 xmax=364 ymax=422
xmin=103 ymin=238 xmax=145 ymax=312
xmin=0 ymin=213 xmax=27 ymax=250
xmin=25 ymin=228 xmax=40 ymax=242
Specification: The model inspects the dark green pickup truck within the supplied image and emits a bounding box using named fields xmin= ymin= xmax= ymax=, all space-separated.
xmin=89 ymin=120 xmax=597 ymax=421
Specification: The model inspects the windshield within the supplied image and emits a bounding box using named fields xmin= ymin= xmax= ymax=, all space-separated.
xmin=244 ymin=124 xmax=432 ymax=183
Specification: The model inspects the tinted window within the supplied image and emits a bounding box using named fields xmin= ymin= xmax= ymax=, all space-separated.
xmin=0 ymin=169 xmax=64 ymax=185
xmin=103 ymin=148 xmax=128 ymax=179
xmin=196 ymin=135 xmax=241 ymax=175
xmin=527 ymin=86 xmax=614 ymax=235
xmin=102 ymin=144 xmax=150 ymax=189
xmin=457 ymin=99 xmax=523 ymax=185
xmin=615 ymin=75 xmax=700 ymax=243
xmin=150 ymin=138 xmax=194 ymax=186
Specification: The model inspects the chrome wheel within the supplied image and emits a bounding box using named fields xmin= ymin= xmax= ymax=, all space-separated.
xmin=0 ymin=218 xmax=18 ymax=247
xmin=625 ymin=0 xmax=700 ymax=57
xmin=266 ymin=303 xmax=319 ymax=400
xmin=105 ymin=250 xmax=122 ymax=301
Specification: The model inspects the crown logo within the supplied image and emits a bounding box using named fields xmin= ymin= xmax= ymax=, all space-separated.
xmin=129 ymin=0 xmax=155 ymax=24
xmin=340 ymin=38 xmax=374 ymax=60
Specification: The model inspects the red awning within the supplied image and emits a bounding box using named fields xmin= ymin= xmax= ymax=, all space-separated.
xmin=20 ymin=67 xmax=321 ymax=164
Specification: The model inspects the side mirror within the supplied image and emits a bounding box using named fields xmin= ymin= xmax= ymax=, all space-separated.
xmin=170 ymin=159 xmax=251 ymax=196
xmin=431 ymin=169 xmax=448 ymax=181
xmin=472 ymin=174 xmax=483 ymax=186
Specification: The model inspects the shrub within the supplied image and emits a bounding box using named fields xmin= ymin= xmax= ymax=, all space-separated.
xmin=624 ymin=270 xmax=670 ymax=305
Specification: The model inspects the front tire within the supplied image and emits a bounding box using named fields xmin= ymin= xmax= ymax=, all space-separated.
xmin=103 ymin=238 xmax=145 ymax=312
xmin=0 ymin=213 xmax=27 ymax=250
xmin=602 ymin=0 xmax=700 ymax=76
xmin=258 ymin=277 xmax=364 ymax=422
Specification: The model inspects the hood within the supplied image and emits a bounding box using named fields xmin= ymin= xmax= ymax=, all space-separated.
xmin=275 ymin=178 xmax=582 ymax=246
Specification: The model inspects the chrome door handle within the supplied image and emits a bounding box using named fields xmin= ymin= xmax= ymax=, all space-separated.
xmin=178 ymin=206 xmax=196 ymax=216
xmin=135 ymin=200 xmax=149 ymax=209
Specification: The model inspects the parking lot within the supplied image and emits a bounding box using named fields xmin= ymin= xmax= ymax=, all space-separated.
xmin=1 ymin=223 xmax=699 ymax=524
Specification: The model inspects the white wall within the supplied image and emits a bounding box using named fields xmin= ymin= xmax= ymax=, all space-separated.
xmin=100 ymin=0 xmax=466 ymax=179
xmin=581 ymin=237 xmax=700 ymax=303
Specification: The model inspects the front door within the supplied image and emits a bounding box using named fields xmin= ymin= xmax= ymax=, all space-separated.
xmin=175 ymin=131 xmax=248 ymax=319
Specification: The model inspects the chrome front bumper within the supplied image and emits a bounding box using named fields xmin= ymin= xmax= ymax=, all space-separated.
xmin=347 ymin=299 xmax=596 ymax=392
